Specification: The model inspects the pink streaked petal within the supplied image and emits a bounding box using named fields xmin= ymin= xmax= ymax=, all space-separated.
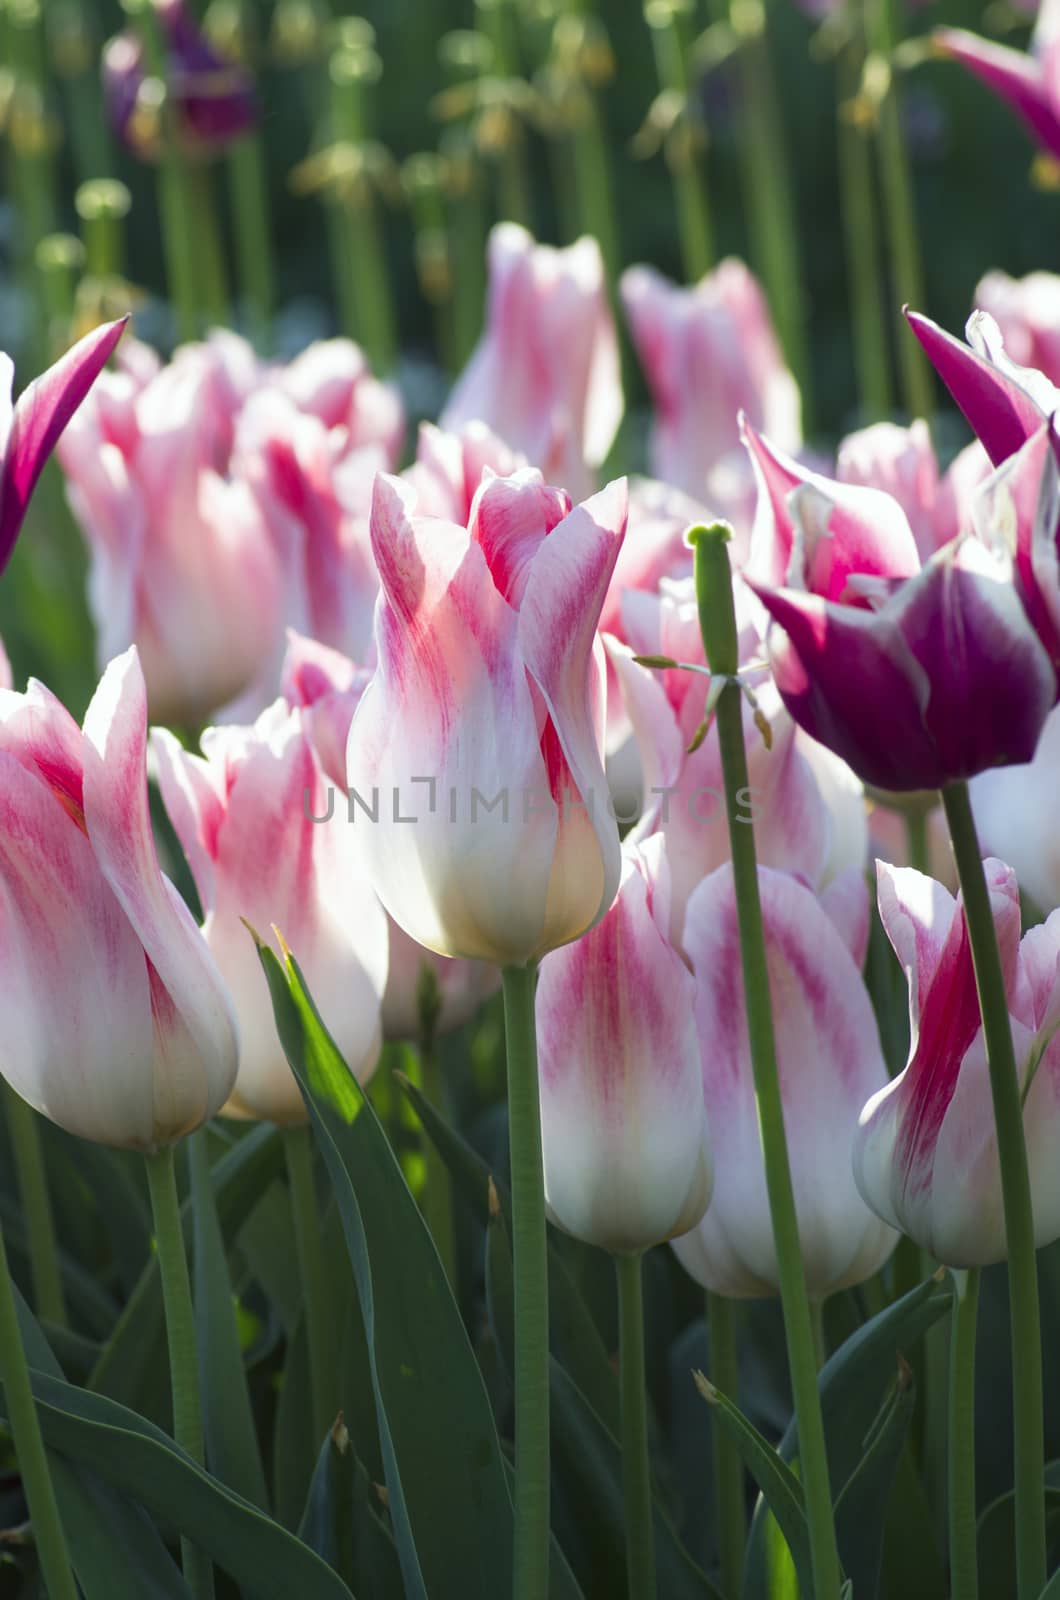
xmin=0 ymin=750 xmax=155 ymax=1147
xmin=934 ymin=27 xmax=1060 ymax=163
xmin=820 ymin=866 xmax=871 ymax=969
xmin=788 ymin=479 xmax=921 ymax=603
xmin=741 ymin=416 xmax=804 ymax=587
xmin=679 ymin=864 xmax=895 ymax=1296
xmin=404 ymin=421 xmax=524 ymax=522
xmin=603 ymin=635 xmax=684 ymax=834
xmin=81 ymin=649 xmax=239 ymax=1112
xmin=150 ymin=728 xmax=225 ymax=912
xmin=837 ymin=420 xmax=941 ymax=562
xmin=905 ymin=309 xmax=1046 ymax=466
xmin=2 ymin=319 xmax=127 ymax=572
xmin=972 ymin=421 xmax=1060 ymax=667
xmin=468 ymin=468 xmax=571 ymax=607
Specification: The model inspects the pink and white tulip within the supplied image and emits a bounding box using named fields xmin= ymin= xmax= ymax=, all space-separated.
xmin=402 ymin=421 xmax=523 ymax=523
xmin=935 ymin=4 xmax=1060 ymax=168
xmin=1 ymin=318 xmax=126 ymax=577
xmin=854 ymin=860 xmax=1060 ymax=1265
xmin=0 ymin=648 xmax=238 ymax=1148
xmin=621 ymin=259 xmax=800 ymax=551
xmin=743 ymin=418 xmax=1059 ymax=791
xmin=536 ymin=837 xmax=712 ymax=1254
xmin=975 ymin=270 xmax=1060 ymax=390
xmin=347 ymin=468 xmax=628 ymax=965
xmin=971 ymin=705 xmax=1060 ymax=913
xmin=441 ymin=224 xmax=622 ymax=501
xmin=153 ymin=696 xmax=387 ymax=1125
xmin=280 ymin=631 xmax=498 ymax=1041
xmin=673 ymin=865 xmax=897 ymax=1298
xmin=607 ymin=573 xmax=867 ymax=947
xmin=836 ymin=419 xmax=990 ymax=566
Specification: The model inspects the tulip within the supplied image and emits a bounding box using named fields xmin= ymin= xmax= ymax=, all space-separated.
xmin=279 ymin=631 xmax=498 ymax=1041
xmin=971 ymin=704 xmax=1060 ymax=913
xmin=440 ymin=224 xmax=622 ymax=501
xmin=672 ymin=863 xmax=897 ymax=1298
xmin=153 ymin=693 xmax=387 ymax=1126
xmin=403 ymin=421 xmax=523 ymax=524
xmin=836 ymin=419 xmax=990 ymax=566
xmin=0 ymin=648 xmax=238 ymax=1149
xmin=606 ymin=572 xmax=867 ymax=948
xmin=1 ymin=319 xmax=126 ymax=578
xmin=854 ymin=859 xmax=1060 ymax=1265
xmin=934 ymin=10 xmax=1060 ymax=169
xmin=103 ymin=0 xmax=258 ymax=160
xmin=975 ymin=270 xmax=1060 ymax=389
xmin=536 ymin=837 xmax=712 ymax=1254
xmin=742 ymin=418 xmax=1059 ymax=791
xmin=621 ymin=259 xmax=800 ymax=552
xmin=347 ymin=468 xmax=628 ymax=966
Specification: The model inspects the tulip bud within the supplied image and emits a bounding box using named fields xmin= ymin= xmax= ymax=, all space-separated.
xmin=672 ymin=864 xmax=897 ymax=1297
xmin=536 ymin=837 xmax=712 ymax=1253
xmin=0 ymin=649 xmax=238 ymax=1149
xmin=441 ymin=223 xmax=622 ymax=499
xmin=153 ymin=696 xmax=387 ymax=1125
xmin=854 ymin=860 xmax=1060 ymax=1266
xmin=347 ymin=468 xmax=627 ymax=965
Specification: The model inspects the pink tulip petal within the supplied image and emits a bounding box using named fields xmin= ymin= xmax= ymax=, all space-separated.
xmin=973 ymin=421 xmax=1060 ymax=666
xmin=935 ymin=27 xmax=1060 ymax=163
xmin=150 ymin=729 xmax=225 ymax=912
xmin=468 ymin=468 xmax=571 ymax=606
xmin=905 ymin=309 xmax=1046 ymax=466
xmin=2 ymin=319 xmax=127 ymax=572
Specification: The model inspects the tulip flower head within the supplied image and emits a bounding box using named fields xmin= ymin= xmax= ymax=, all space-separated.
xmin=1 ymin=319 xmax=126 ymax=579
xmin=153 ymin=695 xmax=388 ymax=1125
xmin=972 ymin=705 xmax=1060 ymax=914
xmin=935 ymin=3 xmax=1060 ymax=170
xmin=672 ymin=863 xmax=895 ymax=1297
xmin=742 ymin=418 xmax=1059 ymax=791
xmin=0 ymin=649 xmax=238 ymax=1149
xmin=347 ymin=467 xmax=628 ymax=966
xmin=975 ymin=270 xmax=1060 ymax=390
xmin=536 ymin=837 xmax=712 ymax=1254
xmin=836 ymin=419 xmax=990 ymax=566
xmin=854 ymin=860 xmax=1060 ymax=1265
xmin=441 ymin=224 xmax=622 ymax=501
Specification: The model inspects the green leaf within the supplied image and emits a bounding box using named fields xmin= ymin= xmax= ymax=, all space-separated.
xmin=15 ymin=1370 xmax=356 ymax=1600
xmin=257 ymin=939 xmax=515 ymax=1600
xmin=273 ymin=1311 xmax=319 ymax=1530
xmin=976 ymin=1484 xmax=1060 ymax=1600
xmin=833 ymin=1359 xmax=917 ymax=1598
xmin=299 ymin=1416 xmax=356 ymax=1588
xmin=188 ymin=1130 xmax=269 ymax=1513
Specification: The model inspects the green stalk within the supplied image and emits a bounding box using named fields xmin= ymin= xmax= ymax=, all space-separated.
xmin=645 ymin=0 xmax=713 ymax=281
xmin=145 ymin=1145 xmax=214 ymax=1599
xmin=689 ymin=523 xmax=841 ymax=1600
xmin=868 ymin=0 xmax=933 ymax=421
xmin=284 ymin=1123 xmax=337 ymax=1447
xmin=616 ymin=1251 xmax=656 ymax=1600
xmin=837 ymin=35 xmax=891 ymax=420
xmin=556 ymin=2 xmax=620 ymax=286
xmin=0 ymin=1221 xmax=78 ymax=1600
xmin=36 ymin=234 xmax=84 ymax=351
xmin=227 ymin=134 xmax=273 ymax=347
xmin=706 ymin=1292 xmax=745 ymax=1597
xmin=948 ymin=1269 xmax=980 ymax=1600
xmin=502 ymin=961 xmax=549 ymax=1600
xmin=441 ymin=132 xmax=488 ymax=369
xmin=720 ymin=0 xmax=813 ymax=431
xmin=940 ymin=782 xmax=1045 ymax=1599
xmin=904 ymin=807 xmax=929 ymax=875
xmin=329 ymin=45 xmax=397 ymax=373
xmin=417 ymin=1025 xmax=458 ymax=1291
xmin=185 ymin=163 xmax=229 ymax=329
xmin=3 ymin=1088 xmax=65 ymax=1330
xmin=475 ymin=0 xmax=534 ymax=227
xmin=75 ymin=179 xmax=132 ymax=280
xmin=48 ymin=0 xmax=112 ymax=181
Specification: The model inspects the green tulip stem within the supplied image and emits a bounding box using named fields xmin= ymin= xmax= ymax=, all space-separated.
xmin=502 ymin=960 xmax=549 ymax=1600
xmin=689 ymin=523 xmax=841 ymax=1600
xmin=837 ymin=31 xmax=891 ymax=421
xmin=948 ymin=1268 xmax=980 ymax=1600
xmin=706 ymin=1292 xmax=745 ymax=1596
xmin=3 ymin=1087 xmax=65 ymax=1330
xmin=0 ymin=1220 xmax=77 ymax=1600
xmin=941 ymin=781 xmax=1045 ymax=1600
xmin=145 ymin=1144 xmax=214 ymax=1598
xmin=616 ymin=1251 xmax=656 ymax=1600
xmin=645 ymin=0 xmax=713 ymax=281
xmin=284 ymin=1122 xmax=336 ymax=1448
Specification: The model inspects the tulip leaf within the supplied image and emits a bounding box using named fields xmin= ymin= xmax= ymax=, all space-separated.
xmin=9 ymin=1369 xmax=355 ymax=1600
xmin=273 ymin=1310 xmax=320 ymax=1529
xmin=298 ymin=1414 xmax=404 ymax=1598
xmin=832 ymin=1360 xmax=917 ymax=1598
xmin=257 ymin=939 xmax=515 ymax=1600
xmin=88 ymin=1124 xmax=284 ymax=1415
xmin=484 ymin=1191 xmax=719 ymax=1599
xmin=976 ymin=1483 xmax=1060 ymax=1599
xmin=188 ymin=1129 xmax=270 ymax=1513
xmin=398 ymin=1069 xmax=621 ymax=1433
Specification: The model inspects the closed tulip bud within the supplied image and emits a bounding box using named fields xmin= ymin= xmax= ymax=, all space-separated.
xmin=673 ymin=864 xmax=897 ymax=1298
xmin=441 ymin=224 xmax=622 ymax=500
xmin=854 ymin=860 xmax=1060 ymax=1265
xmin=621 ymin=259 xmax=800 ymax=553
xmin=536 ymin=837 xmax=712 ymax=1253
xmin=1 ymin=319 xmax=126 ymax=577
xmin=0 ymin=648 xmax=238 ymax=1149
xmin=153 ymin=697 xmax=387 ymax=1125
xmin=743 ymin=418 xmax=1059 ymax=791
xmin=347 ymin=468 xmax=628 ymax=965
